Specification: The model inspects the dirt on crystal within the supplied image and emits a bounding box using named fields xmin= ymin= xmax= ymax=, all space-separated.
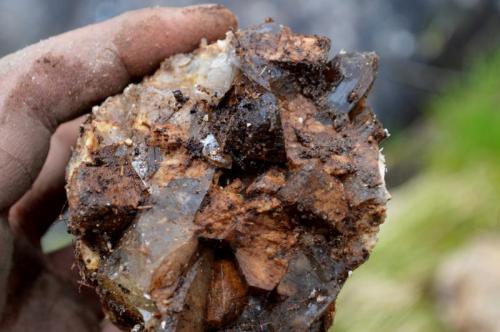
xmin=65 ymin=22 xmax=390 ymax=332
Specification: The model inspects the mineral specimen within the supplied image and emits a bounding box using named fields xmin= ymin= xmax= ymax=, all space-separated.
xmin=66 ymin=22 xmax=390 ymax=332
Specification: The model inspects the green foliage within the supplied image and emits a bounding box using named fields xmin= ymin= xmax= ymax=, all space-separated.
xmin=333 ymin=50 xmax=500 ymax=331
xmin=429 ymin=51 xmax=500 ymax=171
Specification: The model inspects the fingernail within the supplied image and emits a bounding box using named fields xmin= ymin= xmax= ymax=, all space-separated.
xmin=181 ymin=4 xmax=238 ymax=29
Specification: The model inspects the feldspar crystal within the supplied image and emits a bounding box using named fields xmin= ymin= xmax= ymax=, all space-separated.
xmin=66 ymin=22 xmax=390 ymax=332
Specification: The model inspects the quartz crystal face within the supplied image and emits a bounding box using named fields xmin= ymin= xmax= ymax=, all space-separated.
xmin=66 ymin=23 xmax=390 ymax=332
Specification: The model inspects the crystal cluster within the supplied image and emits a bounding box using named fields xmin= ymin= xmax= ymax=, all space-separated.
xmin=66 ymin=23 xmax=389 ymax=332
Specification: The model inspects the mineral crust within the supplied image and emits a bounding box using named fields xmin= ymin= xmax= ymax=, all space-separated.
xmin=66 ymin=22 xmax=390 ymax=332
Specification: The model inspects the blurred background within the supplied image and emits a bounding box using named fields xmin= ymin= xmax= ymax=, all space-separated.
xmin=1 ymin=0 xmax=499 ymax=331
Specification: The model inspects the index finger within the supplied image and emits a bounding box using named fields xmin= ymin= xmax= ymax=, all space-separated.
xmin=0 ymin=5 xmax=237 ymax=210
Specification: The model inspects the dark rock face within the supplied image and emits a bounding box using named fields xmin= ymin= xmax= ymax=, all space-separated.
xmin=66 ymin=23 xmax=389 ymax=332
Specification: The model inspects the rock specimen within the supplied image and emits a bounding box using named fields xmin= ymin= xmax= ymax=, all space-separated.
xmin=66 ymin=22 xmax=390 ymax=332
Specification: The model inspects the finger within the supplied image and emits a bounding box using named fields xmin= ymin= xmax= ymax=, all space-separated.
xmin=0 ymin=4 xmax=238 ymax=211
xmin=101 ymin=320 xmax=122 ymax=332
xmin=8 ymin=117 xmax=84 ymax=245
xmin=47 ymin=245 xmax=103 ymax=317
xmin=0 ymin=235 xmax=101 ymax=332
xmin=47 ymin=245 xmax=80 ymax=283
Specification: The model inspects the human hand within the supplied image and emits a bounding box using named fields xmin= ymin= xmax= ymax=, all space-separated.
xmin=0 ymin=5 xmax=237 ymax=332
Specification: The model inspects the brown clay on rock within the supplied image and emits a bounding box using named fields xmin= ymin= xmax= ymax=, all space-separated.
xmin=278 ymin=163 xmax=349 ymax=227
xmin=195 ymin=178 xmax=296 ymax=291
xmin=233 ymin=209 xmax=296 ymax=291
xmin=245 ymin=168 xmax=286 ymax=195
xmin=66 ymin=22 xmax=389 ymax=332
xmin=67 ymin=143 xmax=147 ymax=239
